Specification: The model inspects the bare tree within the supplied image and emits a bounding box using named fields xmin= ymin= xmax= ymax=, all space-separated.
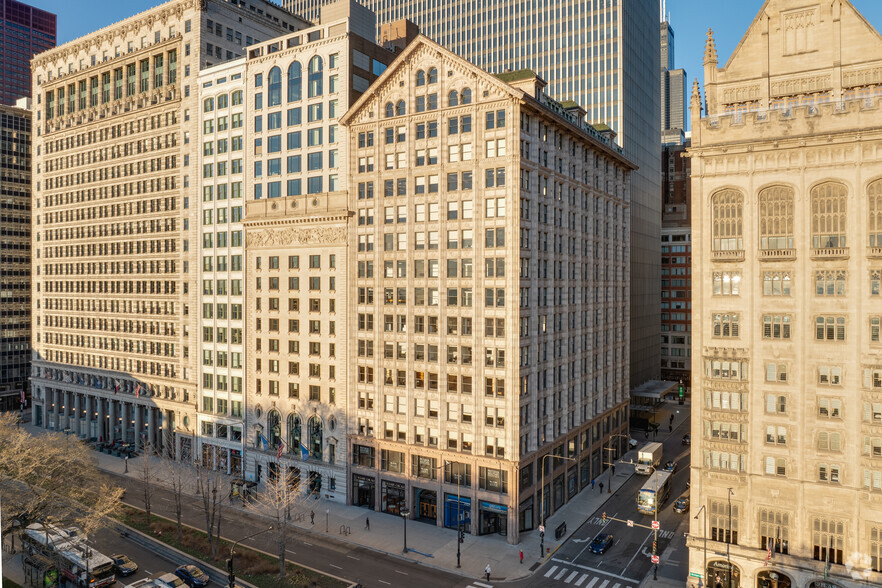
xmin=0 ymin=412 xmax=122 ymax=537
xmin=137 ymin=444 xmax=154 ymax=526
xmin=160 ymin=430 xmax=187 ymax=543
xmin=249 ymin=468 xmax=310 ymax=577
xmin=196 ymin=464 xmax=224 ymax=557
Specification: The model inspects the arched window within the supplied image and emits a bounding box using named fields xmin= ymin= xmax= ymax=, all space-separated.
xmin=758 ymin=186 xmax=794 ymax=250
xmin=308 ymin=56 xmax=323 ymax=98
xmin=811 ymin=182 xmax=847 ymax=249
xmin=203 ymin=97 xmax=214 ymax=112
xmin=267 ymin=409 xmax=282 ymax=448
xmin=415 ymin=69 xmax=426 ymax=86
xmin=461 ymin=87 xmax=472 ymax=104
xmin=712 ymin=189 xmax=744 ymax=251
xmin=287 ymin=413 xmax=301 ymax=455
xmin=448 ymin=90 xmax=459 ymax=107
xmin=267 ymin=66 xmax=282 ymax=107
xmin=287 ymin=61 xmax=302 ymax=102
xmin=308 ymin=416 xmax=323 ymax=460
xmin=427 ymin=67 xmax=438 ymax=84
xmin=385 ymin=102 xmax=394 ymax=118
xmin=231 ymin=90 xmax=243 ymax=106
xmin=396 ymin=99 xmax=406 ymax=116
xmin=869 ymin=180 xmax=882 ymax=246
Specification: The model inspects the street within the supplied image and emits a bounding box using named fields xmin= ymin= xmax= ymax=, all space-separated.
xmin=110 ymin=470 xmax=474 ymax=588
xmin=512 ymin=418 xmax=692 ymax=588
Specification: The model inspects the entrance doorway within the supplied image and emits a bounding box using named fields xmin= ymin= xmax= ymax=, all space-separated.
xmin=414 ymin=488 xmax=437 ymax=522
xmin=352 ymin=474 xmax=375 ymax=507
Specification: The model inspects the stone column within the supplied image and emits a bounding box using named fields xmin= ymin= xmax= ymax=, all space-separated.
xmin=52 ymin=389 xmax=59 ymax=430
xmin=108 ymin=399 xmax=117 ymax=442
xmin=120 ymin=402 xmax=130 ymax=443
xmin=148 ymin=407 xmax=157 ymax=453
xmin=133 ymin=404 xmax=143 ymax=451
xmin=73 ymin=393 xmax=82 ymax=437
xmin=97 ymin=396 xmax=106 ymax=442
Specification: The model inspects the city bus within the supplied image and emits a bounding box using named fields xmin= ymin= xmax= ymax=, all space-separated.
xmin=636 ymin=470 xmax=672 ymax=515
xmin=20 ymin=523 xmax=116 ymax=587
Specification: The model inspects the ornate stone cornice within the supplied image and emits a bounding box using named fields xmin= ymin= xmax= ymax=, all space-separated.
xmin=32 ymin=0 xmax=200 ymax=71
xmin=245 ymin=225 xmax=348 ymax=248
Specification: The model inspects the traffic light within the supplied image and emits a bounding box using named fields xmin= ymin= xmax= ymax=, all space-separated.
xmin=227 ymin=559 xmax=233 ymax=573
xmin=602 ymin=512 xmax=606 ymax=523
xmin=458 ymin=528 xmax=464 ymax=543
xmin=652 ymin=540 xmax=657 ymax=553
xmin=678 ymin=380 xmax=685 ymax=405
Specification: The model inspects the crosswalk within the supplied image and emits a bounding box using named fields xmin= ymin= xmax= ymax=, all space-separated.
xmin=465 ymin=582 xmax=493 ymax=588
xmin=587 ymin=516 xmax=676 ymax=539
xmin=543 ymin=565 xmax=635 ymax=588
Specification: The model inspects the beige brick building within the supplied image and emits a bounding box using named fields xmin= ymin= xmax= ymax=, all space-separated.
xmin=240 ymin=3 xmax=393 ymax=496
xmin=688 ymin=1 xmax=882 ymax=586
xmin=29 ymin=0 xmax=306 ymax=456
xmin=342 ymin=35 xmax=633 ymax=543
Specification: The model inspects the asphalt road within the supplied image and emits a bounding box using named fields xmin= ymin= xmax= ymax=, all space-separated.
xmin=109 ymin=470 xmax=475 ymax=588
xmin=89 ymin=525 xmax=181 ymax=585
xmin=511 ymin=419 xmax=692 ymax=588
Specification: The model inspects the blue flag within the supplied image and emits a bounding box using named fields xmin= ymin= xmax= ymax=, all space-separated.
xmin=300 ymin=442 xmax=309 ymax=460
xmin=259 ymin=433 xmax=270 ymax=450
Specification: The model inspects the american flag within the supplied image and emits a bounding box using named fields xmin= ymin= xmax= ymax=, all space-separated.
xmin=765 ymin=538 xmax=772 ymax=564
xmin=277 ymin=439 xmax=285 ymax=459
xmin=134 ymin=383 xmax=141 ymax=398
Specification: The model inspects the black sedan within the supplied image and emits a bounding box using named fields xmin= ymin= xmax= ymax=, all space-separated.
xmin=663 ymin=460 xmax=678 ymax=473
xmin=175 ymin=565 xmax=210 ymax=587
xmin=673 ymin=496 xmax=690 ymax=513
xmin=588 ymin=533 xmax=614 ymax=554
xmin=110 ymin=554 xmax=139 ymax=577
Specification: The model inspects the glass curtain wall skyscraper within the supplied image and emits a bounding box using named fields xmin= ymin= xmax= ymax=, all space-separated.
xmin=0 ymin=0 xmax=55 ymax=105
xmin=285 ymin=0 xmax=662 ymax=387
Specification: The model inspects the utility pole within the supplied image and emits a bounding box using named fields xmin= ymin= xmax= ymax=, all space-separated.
xmin=539 ymin=453 xmax=576 ymax=557
xmin=694 ymin=505 xmax=707 ymax=588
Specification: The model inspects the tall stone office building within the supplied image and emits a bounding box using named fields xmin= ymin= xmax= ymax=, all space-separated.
xmin=284 ymin=0 xmax=662 ymax=388
xmin=29 ymin=0 xmax=307 ymax=457
xmin=689 ymin=1 xmax=882 ymax=586
xmin=0 ymin=99 xmax=31 ymax=411
xmin=240 ymin=0 xmax=393 ymax=494
xmin=342 ymin=35 xmax=633 ymax=542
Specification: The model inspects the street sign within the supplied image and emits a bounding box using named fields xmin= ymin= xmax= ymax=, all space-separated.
xmin=539 ymin=525 xmax=545 ymax=534
xmin=689 ymin=572 xmax=703 ymax=579
xmin=652 ymin=521 xmax=660 ymax=530
xmin=627 ymin=520 xmax=634 ymax=527
xmin=651 ymin=555 xmax=660 ymax=564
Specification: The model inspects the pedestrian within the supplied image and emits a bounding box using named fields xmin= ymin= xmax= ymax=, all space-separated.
xmin=591 ymin=479 xmax=595 ymax=491
xmin=599 ymin=481 xmax=604 ymax=493
xmin=669 ymin=424 xmax=673 ymax=432
xmin=519 ymin=550 xmax=524 ymax=565
xmin=310 ymin=510 xmax=315 ymax=525
xmin=365 ymin=516 xmax=370 ymax=531
xmin=669 ymin=414 xmax=674 ymax=425
xmin=485 ymin=564 xmax=491 ymax=581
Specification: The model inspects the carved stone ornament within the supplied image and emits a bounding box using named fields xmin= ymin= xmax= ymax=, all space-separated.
xmin=246 ymin=226 xmax=346 ymax=248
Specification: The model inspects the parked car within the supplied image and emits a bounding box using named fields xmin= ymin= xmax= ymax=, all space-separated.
xmin=673 ymin=496 xmax=690 ymax=514
xmin=111 ymin=554 xmax=139 ymax=577
xmin=663 ymin=460 xmax=678 ymax=473
xmin=682 ymin=434 xmax=691 ymax=445
xmin=588 ymin=533 xmax=614 ymax=554
xmin=174 ymin=565 xmax=210 ymax=587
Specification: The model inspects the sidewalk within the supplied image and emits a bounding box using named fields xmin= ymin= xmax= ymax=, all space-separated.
xmin=20 ymin=402 xmax=691 ymax=582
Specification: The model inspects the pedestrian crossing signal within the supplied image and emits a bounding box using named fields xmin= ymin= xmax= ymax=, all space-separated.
xmin=602 ymin=512 xmax=606 ymax=523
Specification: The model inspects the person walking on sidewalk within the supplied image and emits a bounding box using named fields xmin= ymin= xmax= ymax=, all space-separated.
xmin=599 ymin=481 xmax=604 ymax=493
xmin=310 ymin=510 xmax=315 ymax=525
xmin=365 ymin=516 xmax=370 ymax=531
xmin=519 ymin=550 xmax=524 ymax=565
xmin=484 ymin=564 xmax=491 ymax=581
xmin=591 ymin=478 xmax=595 ymax=491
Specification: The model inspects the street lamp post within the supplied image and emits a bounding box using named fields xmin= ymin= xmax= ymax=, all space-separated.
xmin=727 ymin=488 xmax=734 ymax=588
xmin=400 ymin=508 xmax=411 ymax=553
xmin=228 ymin=526 xmax=273 ymax=588
xmin=603 ymin=434 xmax=631 ymax=494
xmin=539 ymin=453 xmax=577 ymax=558
xmin=695 ymin=505 xmax=707 ymax=588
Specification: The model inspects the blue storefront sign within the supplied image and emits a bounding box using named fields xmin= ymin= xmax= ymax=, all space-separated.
xmin=444 ymin=493 xmax=471 ymax=529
